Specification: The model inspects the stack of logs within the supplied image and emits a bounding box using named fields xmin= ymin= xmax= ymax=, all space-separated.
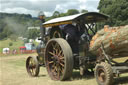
xmin=89 ymin=25 xmax=128 ymax=57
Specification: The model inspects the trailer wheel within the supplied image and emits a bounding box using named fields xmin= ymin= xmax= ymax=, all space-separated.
xmin=95 ymin=62 xmax=113 ymax=85
xmin=45 ymin=38 xmax=73 ymax=80
xmin=26 ymin=56 xmax=40 ymax=77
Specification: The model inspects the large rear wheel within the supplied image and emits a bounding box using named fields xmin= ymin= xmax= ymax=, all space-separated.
xmin=45 ymin=38 xmax=73 ymax=80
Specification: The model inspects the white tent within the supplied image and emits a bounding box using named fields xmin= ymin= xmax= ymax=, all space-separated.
xmin=3 ymin=48 xmax=10 ymax=54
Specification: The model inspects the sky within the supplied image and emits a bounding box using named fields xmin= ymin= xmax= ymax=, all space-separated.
xmin=0 ymin=0 xmax=100 ymax=17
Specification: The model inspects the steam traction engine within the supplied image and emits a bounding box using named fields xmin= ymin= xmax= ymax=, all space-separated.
xmin=26 ymin=12 xmax=128 ymax=85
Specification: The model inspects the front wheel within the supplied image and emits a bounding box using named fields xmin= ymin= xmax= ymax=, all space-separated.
xmin=45 ymin=38 xmax=73 ymax=80
xmin=26 ymin=56 xmax=40 ymax=77
xmin=95 ymin=62 xmax=113 ymax=85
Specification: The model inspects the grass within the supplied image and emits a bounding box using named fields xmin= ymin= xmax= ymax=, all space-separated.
xmin=0 ymin=38 xmax=24 ymax=53
xmin=0 ymin=38 xmax=39 ymax=54
xmin=0 ymin=54 xmax=128 ymax=85
xmin=7 ymin=58 xmax=25 ymax=68
xmin=0 ymin=54 xmax=97 ymax=85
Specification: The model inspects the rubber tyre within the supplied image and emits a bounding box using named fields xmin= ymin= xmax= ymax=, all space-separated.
xmin=95 ymin=62 xmax=113 ymax=85
xmin=45 ymin=38 xmax=73 ymax=81
xmin=26 ymin=56 xmax=40 ymax=77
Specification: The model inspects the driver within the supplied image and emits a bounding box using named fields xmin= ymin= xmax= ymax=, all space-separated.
xmin=59 ymin=23 xmax=83 ymax=55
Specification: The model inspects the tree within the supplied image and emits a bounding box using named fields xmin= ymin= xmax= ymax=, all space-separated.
xmin=98 ymin=0 xmax=128 ymax=26
xmin=59 ymin=13 xmax=67 ymax=17
xmin=0 ymin=33 xmax=7 ymax=40
xmin=9 ymin=34 xmax=17 ymax=41
xmin=27 ymin=29 xmax=40 ymax=40
xmin=81 ymin=9 xmax=88 ymax=13
xmin=67 ymin=9 xmax=79 ymax=15
xmin=0 ymin=13 xmax=38 ymax=40
xmin=52 ymin=11 xmax=60 ymax=18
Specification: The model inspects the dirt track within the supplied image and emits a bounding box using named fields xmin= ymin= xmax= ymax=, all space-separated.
xmin=0 ymin=54 xmax=128 ymax=85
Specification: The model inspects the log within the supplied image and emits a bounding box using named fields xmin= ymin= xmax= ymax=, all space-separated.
xmin=89 ymin=25 xmax=128 ymax=57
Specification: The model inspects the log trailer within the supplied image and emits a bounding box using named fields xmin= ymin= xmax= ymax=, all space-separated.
xmin=26 ymin=12 xmax=128 ymax=85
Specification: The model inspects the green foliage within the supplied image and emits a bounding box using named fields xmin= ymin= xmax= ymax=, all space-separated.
xmin=67 ymin=9 xmax=79 ymax=15
xmin=46 ymin=9 xmax=85 ymax=21
xmin=0 ymin=33 xmax=7 ymax=40
xmin=0 ymin=13 xmax=40 ymax=40
xmin=0 ymin=38 xmax=24 ymax=52
xmin=9 ymin=34 xmax=17 ymax=41
xmin=27 ymin=29 xmax=40 ymax=39
xmin=9 ymin=42 xmax=13 ymax=46
xmin=59 ymin=13 xmax=68 ymax=17
xmin=23 ymin=39 xmax=29 ymax=43
xmin=81 ymin=9 xmax=88 ymax=13
xmin=98 ymin=0 xmax=128 ymax=26
xmin=52 ymin=11 xmax=60 ymax=18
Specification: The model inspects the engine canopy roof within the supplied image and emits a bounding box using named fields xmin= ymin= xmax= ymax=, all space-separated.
xmin=43 ymin=12 xmax=109 ymax=27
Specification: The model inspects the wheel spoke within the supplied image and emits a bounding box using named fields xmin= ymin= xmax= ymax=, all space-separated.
xmin=60 ymin=57 xmax=64 ymax=60
xmin=51 ymin=43 xmax=54 ymax=47
xmin=53 ymin=66 xmax=58 ymax=75
xmin=33 ymin=69 xmax=35 ymax=75
xmin=60 ymin=53 xmax=64 ymax=58
xmin=60 ymin=63 xmax=64 ymax=67
xmin=55 ymin=49 xmax=58 ymax=55
xmin=58 ymin=50 xmax=62 ymax=57
xmin=60 ymin=67 xmax=64 ymax=73
xmin=31 ymin=69 xmax=34 ymax=75
xmin=30 ymin=69 xmax=33 ymax=74
xmin=49 ymin=61 xmax=54 ymax=64
xmin=55 ymin=43 xmax=58 ymax=48
xmin=29 ymin=60 xmax=32 ymax=64
xmin=52 ymin=63 xmax=56 ymax=68
xmin=28 ymin=65 xmax=33 ymax=69
xmin=52 ymin=66 xmax=56 ymax=73
xmin=49 ymin=52 xmax=56 ymax=56
xmin=30 ymin=58 xmax=33 ymax=64
xmin=57 ymin=65 xmax=60 ymax=78
xmin=59 ymin=64 xmax=64 ymax=75
xmin=53 ymin=43 xmax=57 ymax=50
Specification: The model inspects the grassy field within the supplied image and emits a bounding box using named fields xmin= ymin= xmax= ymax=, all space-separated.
xmin=0 ymin=38 xmax=39 ymax=54
xmin=0 ymin=54 xmax=128 ymax=85
xmin=0 ymin=38 xmax=24 ymax=53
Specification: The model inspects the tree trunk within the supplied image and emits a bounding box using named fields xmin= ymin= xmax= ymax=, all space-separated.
xmin=89 ymin=25 xmax=128 ymax=57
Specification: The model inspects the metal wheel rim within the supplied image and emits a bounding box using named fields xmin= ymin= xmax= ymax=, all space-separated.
xmin=97 ymin=68 xmax=106 ymax=82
